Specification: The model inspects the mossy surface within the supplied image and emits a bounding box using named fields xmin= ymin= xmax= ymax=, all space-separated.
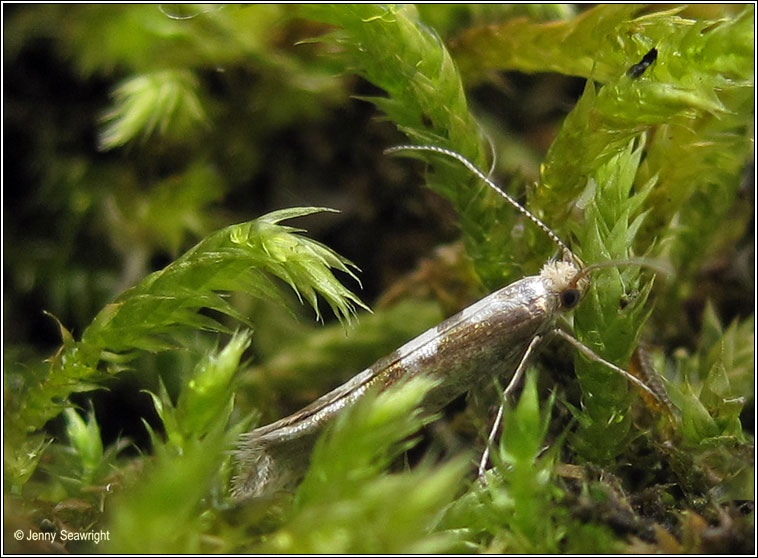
xmin=4 ymin=4 xmax=753 ymax=553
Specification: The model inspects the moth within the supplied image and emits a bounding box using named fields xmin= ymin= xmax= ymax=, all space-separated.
xmin=232 ymin=144 xmax=669 ymax=500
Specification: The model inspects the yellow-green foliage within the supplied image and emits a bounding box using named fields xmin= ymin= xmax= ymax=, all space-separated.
xmin=4 ymin=4 xmax=752 ymax=554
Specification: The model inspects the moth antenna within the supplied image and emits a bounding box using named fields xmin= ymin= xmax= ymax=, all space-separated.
xmin=384 ymin=144 xmax=576 ymax=264
xmin=567 ymin=257 xmax=674 ymax=289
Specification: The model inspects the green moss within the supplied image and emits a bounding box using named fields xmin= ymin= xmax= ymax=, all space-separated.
xmin=4 ymin=4 xmax=752 ymax=554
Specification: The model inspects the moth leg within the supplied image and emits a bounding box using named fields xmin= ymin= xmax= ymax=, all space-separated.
xmin=552 ymin=328 xmax=667 ymax=406
xmin=478 ymin=333 xmax=543 ymax=480
xmin=630 ymin=342 xmax=679 ymax=421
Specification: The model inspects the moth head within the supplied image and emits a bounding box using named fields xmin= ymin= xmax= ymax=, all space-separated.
xmin=541 ymin=259 xmax=588 ymax=311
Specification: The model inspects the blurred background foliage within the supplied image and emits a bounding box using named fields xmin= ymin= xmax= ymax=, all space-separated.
xmin=3 ymin=4 xmax=753 ymax=553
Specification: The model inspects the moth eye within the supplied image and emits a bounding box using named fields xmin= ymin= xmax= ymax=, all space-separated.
xmin=561 ymin=288 xmax=581 ymax=309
